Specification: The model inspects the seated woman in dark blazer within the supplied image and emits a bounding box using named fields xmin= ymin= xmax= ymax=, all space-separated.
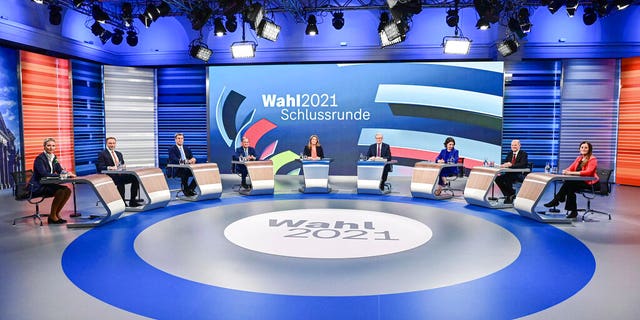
xmin=29 ymin=138 xmax=76 ymax=224
xmin=303 ymin=135 xmax=324 ymax=160
xmin=434 ymin=136 xmax=459 ymax=196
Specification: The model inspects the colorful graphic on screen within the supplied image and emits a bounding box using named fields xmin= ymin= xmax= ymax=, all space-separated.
xmin=208 ymin=62 xmax=504 ymax=175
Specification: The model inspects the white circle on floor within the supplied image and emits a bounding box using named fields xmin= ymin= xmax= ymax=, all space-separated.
xmin=223 ymin=209 xmax=432 ymax=259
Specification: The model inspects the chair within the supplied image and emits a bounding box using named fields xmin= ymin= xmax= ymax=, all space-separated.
xmin=579 ymin=168 xmax=613 ymax=221
xmin=231 ymin=155 xmax=243 ymax=191
xmin=164 ymin=164 xmax=184 ymax=198
xmin=11 ymin=170 xmax=50 ymax=226
xmin=443 ymin=157 xmax=465 ymax=195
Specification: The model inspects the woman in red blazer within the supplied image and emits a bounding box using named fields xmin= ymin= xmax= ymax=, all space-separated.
xmin=544 ymin=141 xmax=600 ymax=219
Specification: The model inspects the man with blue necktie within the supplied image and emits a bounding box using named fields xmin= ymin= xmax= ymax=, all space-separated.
xmin=234 ymin=137 xmax=257 ymax=189
xmin=168 ymin=133 xmax=197 ymax=196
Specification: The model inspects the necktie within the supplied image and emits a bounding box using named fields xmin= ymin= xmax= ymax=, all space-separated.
xmin=111 ymin=150 xmax=119 ymax=166
xmin=512 ymin=153 xmax=517 ymax=162
xmin=377 ymin=144 xmax=381 ymax=157
xmin=179 ymin=146 xmax=186 ymax=161
xmin=244 ymin=148 xmax=248 ymax=157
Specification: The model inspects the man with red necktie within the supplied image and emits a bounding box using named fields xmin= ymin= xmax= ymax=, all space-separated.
xmin=495 ymin=139 xmax=529 ymax=204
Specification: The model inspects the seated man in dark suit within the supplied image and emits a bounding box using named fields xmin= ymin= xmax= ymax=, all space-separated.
xmin=366 ymin=133 xmax=392 ymax=190
xmin=495 ymin=139 xmax=529 ymax=204
xmin=96 ymin=136 xmax=142 ymax=207
xmin=234 ymin=137 xmax=257 ymax=189
xmin=167 ymin=133 xmax=197 ymax=196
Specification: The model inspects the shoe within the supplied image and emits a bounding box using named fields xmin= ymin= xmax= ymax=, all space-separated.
xmin=129 ymin=200 xmax=143 ymax=207
xmin=187 ymin=189 xmax=197 ymax=197
xmin=434 ymin=188 xmax=442 ymax=196
xmin=504 ymin=195 xmax=514 ymax=204
xmin=47 ymin=217 xmax=64 ymax=224
xmin=566 ymin=210 xmax=578 ymax=219
xmin=70 ymin=213 xmax=81 ymax=217
xmin=543 ymin=199 xmax=560 ymax=208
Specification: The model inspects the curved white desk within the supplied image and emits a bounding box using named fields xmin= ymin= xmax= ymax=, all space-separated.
xmin=102 ymin=167 xmax=171 ymax=211
xmin=357 ymin=159 xmax=396 ymax=195
xmin=232 ymin=160 xmax=274 ymax=195
xmin=298 ymin=158 xmax=332 ymax=193
xmin=410 ymin=161 xmax=463 ymax=200
xmin=513 ymin=173 xmax=595 ymax=223
xmin=463 ymin=166 xmax=530 ymax=209
xmin=166 ymin=163 xmax=222 ymax=201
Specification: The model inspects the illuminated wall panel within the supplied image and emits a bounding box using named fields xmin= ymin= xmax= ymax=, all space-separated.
xmin=20 ymin=51 xmax=74 ymax=172
xmin=617 ymin=58 xmax=640 ymax=186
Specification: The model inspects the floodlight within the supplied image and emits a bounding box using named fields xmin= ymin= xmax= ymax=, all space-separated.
xmin=306 ymin=15 xmax=318 ymax=36
xmin=332 ymin=12 xmax=344 ymax=30
xmin=225 ymin=14 xmax=238 ymax=33
xmin=246 ymin=3 xmax=264 ymax=30
xmin=257 ymin=20 xmax=280 ymax=42
xmin=231 ymin=41 xmax=257 ymax=58
xmin=566 ymin=0 xmax=579 ymax=17
xmin=214 ymin=18 xmax=226 ymax=36
xmin=498 ymin=38 xmax=519 ymax=57
xmin=190 ymin=44 xmax=213 ymax=62
xmin=443 ymin=36 xmax=471 ymax=54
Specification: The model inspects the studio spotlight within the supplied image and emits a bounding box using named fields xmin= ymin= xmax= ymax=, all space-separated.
xmin=332 ymin=12 xmax=344 ymax=30
xmin=508 ymin=18 xmax=525 ymax=39
xmin=92 ymin=4 xmax=109 ymax=23
xmin=615 ymin=0 xmax=632 ymax=10
xmin=143 ymin=1 xmax=170 ymax=22
xmin=594 ymin=0 xmax=610 ymax=16
xmin=475 ymin=17 xmax=490 ymax=30
xmin=246 ymin=3 xmax=265 ymax=30
xmin=225 ymin=14 xmax=237 ymax=33
xmin=213 ymin=18 xmax=226 ymax=37
xmin=446 ymin=9 xmax=459 ymax=28
xmin=473 ymin=0 xmax=503 ymax=24
xmin=257 ymin=20 xmax=281 ymax=42
xmin=189 ymin=43 xmax=213 ymax=62
xmin=139 ymin=14 xmax=153 ymax=28
xmin=583 ymin=6 xmax=597 ymax=25
xmin=498 ymin=37 xmax=519 ymax=57
xmin=190 ymin=6 xmax=213 ymax=31
xmin=126 ymin=30 xmax=138 ymax=46
xmin=517 ymin=8 xmax=532 ymax=34
xmin=48 ymin=4 xmax=62 ymax=25
xmin=547 ymin=0 xmax=565 ymax=14
xmin=122 ymin=2 xmax=133 ymax=27
xmin=231 ymin=41 xmax=257 ymax=58
xmin=91 ymin=22 xmax=112 ymax=44
xmin=73 ymin=0 xmax=83 ymax=8
xmin=566 ymin=0 xmax=579 ymax=17
xmin=305 ymin=15 xmax=318 ymax=36
xmin=443 ymin=36 xmax=471 ymax=54
xmin=380 ymin=19 xmax=408 ymax=47
xmin=111 ymin=29 xmax=124 ymax=45
xmin=378 ymin=12 xmax=390 ymax=33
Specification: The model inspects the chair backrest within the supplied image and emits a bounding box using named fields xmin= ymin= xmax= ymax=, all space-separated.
xmin=11 ymin=170 xmax=33 ymax=200
xmin=594 ymin=168 xmax=612 ymax=195
xmin=457 ymin=157 xmax=465 ymax=177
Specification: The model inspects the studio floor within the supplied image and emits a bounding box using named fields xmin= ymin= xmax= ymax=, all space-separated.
xmin=2 ymin=175 xmax=640 ymax=320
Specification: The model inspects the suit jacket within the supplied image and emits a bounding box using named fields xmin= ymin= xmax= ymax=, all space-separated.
xmin=505 ymin=150 xmax=529 ymax=169
xmin=168 ymin=144 xmax=194 ymax=164
xmin=366 ymin=143 xmax=391 ymax=160
xmin=235 ymin=146 xmax=257 ymax=160
xmin=29 ymin=152 xmax=64 ymax=194
xmin=303 ymin=145 xmax=324 ymax=159
xmin=567 ymin=155 xmax=599 ymax=185
xmin=97 ymin=149 xmax=125 ymax=171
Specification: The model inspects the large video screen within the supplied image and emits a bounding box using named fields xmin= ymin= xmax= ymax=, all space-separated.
xmin=208 ymin=62 xmax=504 ymax=176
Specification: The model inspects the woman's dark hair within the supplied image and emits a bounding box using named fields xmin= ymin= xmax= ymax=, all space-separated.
xmin=443 ymin=137 xmax=456 ymax=147
xmin=580 ymin=141 xmax=593 ymax=164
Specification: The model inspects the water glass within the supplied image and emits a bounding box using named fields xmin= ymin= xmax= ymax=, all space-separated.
xmin=60 ymin=170 xmax=68 ymax=179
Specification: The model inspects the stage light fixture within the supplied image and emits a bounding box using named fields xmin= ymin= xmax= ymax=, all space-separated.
xmin=615 ymin=0 xmax=632 ymax=10
xmin=380 ymin=19 xmax=408 ymax=48
xmin=246 ymin=3 xmax=265 ymax=30
xmin=565 ymin=0 xmax=579 ymax=17
xmin=517 ymin=8 xmax=532 ymax=34
xmin=257 ymin=20 xmax=281 ymax=42
xmin=594 ymin=0 xmax=610 ymax=16
xmin=139 ymin=13 xmax=153 ymax=28
xmin=306 ymin=15 xmax=318 ymax=36
xmin=31 ymin=0 xmax=45 ymax=4
xmin=189 ymin=43 xmax=213 ymax=62
xmin=122 ymin=2 xmax=133 ymax=27
xmin=73 ymin=0 xmax=83 ymax=8
xmin=214 ymin=18 xmax=226 ymax=37
xmin=225 ymin=14 xmax=238 ymax=33
xmin=91 ymin=22 xmax=112 ymax=44
xmin=332 ymin=12 xmax=344 ymax=30
xmin=190 ymin=6 xmax=213 ymax=31
xmin=48 ymin=4 xmax=62 ymax=25
xmin=508 ymin=17 xmax=525 ymax=39
xmin=583 ymin=6 xmax=597 ymax=25
xmin=547 ymin=0 xmax=565 ymax=14
xmin=498 ymin=37 xmax=519 ymax=57
xmin=446 ymin=9 xmax=459 ymax=28
xmin=476 ymin=17 xmax=490 ymax=30
xmin=231 ymin=41 xmax=256 ymax=58
xmin=473 ymin=0 xmax=503 ymax=24
xmin=126 ymin=30 xmax=138 ymax=46
xmin=143 ymin=1 xmax=170 ymax=22
xmin=92 ymin=4 xmax=109 ymax=23
xmin=378 ymin=12 xmax=390 ymax=33
xmin=443 ymin=36 xmax=471 ymax=54
xmin=111 ymin=29 xmax=124 ymax=45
